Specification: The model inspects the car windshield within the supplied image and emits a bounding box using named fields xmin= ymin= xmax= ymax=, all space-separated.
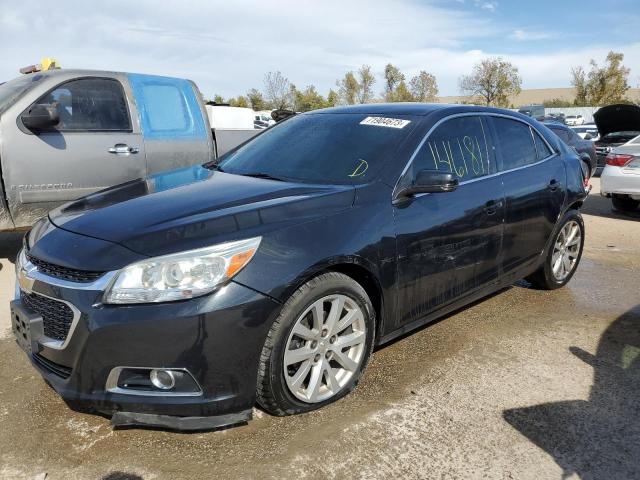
xmin=0 ymin=74 xmax=45 ymax=114
xmin=216 ymin=113 xmax=418 ymax=185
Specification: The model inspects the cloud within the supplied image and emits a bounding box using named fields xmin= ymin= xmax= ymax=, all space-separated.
xmin=509 ymin=29 xmax=554 ymax=41
xmin=0 ymin=0 xmax=637 ymax=97
xmin=476 ymin=1 xmax=498 ymax=12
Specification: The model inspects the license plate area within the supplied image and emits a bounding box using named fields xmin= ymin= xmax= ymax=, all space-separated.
xmin=10 ymin=300 xmax=43 ymax=354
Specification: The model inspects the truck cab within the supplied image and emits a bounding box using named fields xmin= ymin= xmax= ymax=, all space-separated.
xmin=0 ymin=68 xmax=256 ymax=230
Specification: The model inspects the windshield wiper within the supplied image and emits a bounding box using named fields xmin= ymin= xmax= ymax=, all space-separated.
xmin=240 ymin=172 xmax=287 ymax=182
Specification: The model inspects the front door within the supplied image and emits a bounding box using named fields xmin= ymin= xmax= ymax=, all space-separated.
xmin=1 ymin=76 xmax=146 ymax=227
xmin=392 ymin=115 xmax=504 ymax=331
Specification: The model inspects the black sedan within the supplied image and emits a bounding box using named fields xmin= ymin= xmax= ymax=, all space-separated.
xmin=11 ymin=104 xmax=587 ymax=430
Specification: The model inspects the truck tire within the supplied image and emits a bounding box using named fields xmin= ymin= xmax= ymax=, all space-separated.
xmin=256 ymin=272 xmax=375 ymax=416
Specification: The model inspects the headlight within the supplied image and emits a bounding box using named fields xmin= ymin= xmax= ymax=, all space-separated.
xmin=103 ymin=237 xmax=261 ymax=304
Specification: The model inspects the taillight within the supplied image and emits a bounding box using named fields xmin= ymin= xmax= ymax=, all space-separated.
xmin=606 ymin=153 xmax=633 ymax=167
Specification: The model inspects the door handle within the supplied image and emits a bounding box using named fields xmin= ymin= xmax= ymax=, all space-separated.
xmin=108 ymin=144 xmax=139 ymax=155
xmin=484 ymin=200 xmax=503 ymax=215
xmin=548 ymin=179 xmax=559 ymax=191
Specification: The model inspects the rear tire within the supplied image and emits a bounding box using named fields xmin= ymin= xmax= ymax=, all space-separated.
xmin=256 ymin=272 xmax=375 ymax=416
xmin=612 ymin=195 xmax=639 ymax=212
xmin=527 ymin=210 xmax=584 ymax=290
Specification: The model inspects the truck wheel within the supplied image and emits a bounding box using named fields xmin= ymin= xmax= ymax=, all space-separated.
xmin=256 ymin=272 xmax=375 ymax=416
xmin=612 ymin=195 xmax=640 ymax=212
xmin=527 ymin=210 xmax=584 ymax=290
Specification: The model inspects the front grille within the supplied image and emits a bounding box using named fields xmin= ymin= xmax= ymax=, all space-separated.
xmin=26 ymin=252 xmax=104 ymax=283
xmin=33 ymin=353 xmax=72 ymax=379
xmin=21 ymin=291 xmax=75 ymax=342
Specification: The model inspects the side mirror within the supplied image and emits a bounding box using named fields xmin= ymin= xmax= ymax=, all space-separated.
xmin=21 ymin=103 xmax=59 ymax=131
xmin=394 ymin=170 xmax=458 ymax=203
xmin=584 ymin=133 xmax=593 ymax=140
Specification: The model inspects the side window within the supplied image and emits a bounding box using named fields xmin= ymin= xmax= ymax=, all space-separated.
xmin=39 ymin=78 xmax=130 ymax=131
xmin=493 ymin=117 xmax=537 ymax=171
xmin=551 ymin=127 xmax=570 ymax=144
xmin=532 ymin=129 xmax=552 ymax=160
xmin=127 ymin=73 xmax=207 ymax=140
xmin=413 ymin=115 xmax=494 ymax=182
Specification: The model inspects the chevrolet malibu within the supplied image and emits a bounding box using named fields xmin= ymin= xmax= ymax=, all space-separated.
xmin=11 ymin=104 xmax=587 ymax=430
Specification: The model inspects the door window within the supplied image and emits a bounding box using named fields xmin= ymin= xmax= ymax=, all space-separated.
xmin=37 ymin=78 xmax=131 ymax=131
xmin=532 ymin=129 xmax=553 ymax=160
xmin=412 ymin=115 xmax=495 ymax=182
xmin=493 ymin=117 xmax=537 ymax=171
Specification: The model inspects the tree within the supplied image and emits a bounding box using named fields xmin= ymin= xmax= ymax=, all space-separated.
xmin=212 ymin=94 xmax=225 ymax=104
xmin=384 ymin=63 xmax=405 ymax=101
xmin=409 ymin=71 xmax=439 ymax=102
xmin=229 ymin=95 xmax=249 ymax=108
xmin=571 ymin=51 xmax=630 ymax=106
xmin=542 ymin=98 xmax=573 ymax=108
xmin=292 ymin=85 xmax=328 ymax=112
xmin=337 ymin=71 xmax=361 ymax=105
xmin=264 ymin=71 xmax=293 ymax=110
xmin=459 ymin=57 xmax=522 ymax=107
xmin=326 ymin=89 xmax=339 ymax=107
xmin=357 ymin=65 xmax=376 ymax=104
xmin=247 ymin=88 xmax=267 ymax=111
xmin=387 ymin=80 xmax=415 ymax=102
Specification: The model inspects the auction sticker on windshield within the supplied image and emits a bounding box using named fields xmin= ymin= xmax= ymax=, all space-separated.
xmin=360 ymin=116 xmax=411 ymax=129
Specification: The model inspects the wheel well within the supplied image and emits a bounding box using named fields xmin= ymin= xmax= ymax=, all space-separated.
xmin=568 ymin=200 xmax=583 ymax=211
xmin=326 ymin=263 xmax=383 ymax=338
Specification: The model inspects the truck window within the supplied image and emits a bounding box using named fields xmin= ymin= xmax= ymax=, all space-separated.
xmin=37 ymin=78 xmax=131 ymax=131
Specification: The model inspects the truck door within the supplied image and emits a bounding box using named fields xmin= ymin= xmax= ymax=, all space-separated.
xmin=0 ymin=76 xmax=146 ymax=227
xmin=127 ymin=74 xmax=213 ymax=175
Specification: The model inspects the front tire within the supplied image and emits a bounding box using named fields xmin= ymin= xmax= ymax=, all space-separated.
xmin=612 ymin=194 xmax=639 ymax=212
xmin=256 ymin=272 xmax=375 ymax=416
xmin=527 ymin=210 xmax=584 ymax=290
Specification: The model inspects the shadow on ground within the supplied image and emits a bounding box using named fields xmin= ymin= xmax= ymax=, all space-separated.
xmin=503 ymin=305 xmax=640 ymax=479
xmin=0 ymin=232 xmax=24 ymax=264
xmin=581 ymin=193 xmax=640 ymax=221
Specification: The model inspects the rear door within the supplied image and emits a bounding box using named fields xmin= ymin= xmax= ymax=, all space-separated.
xmin=1 ymin=75 xmax=146 ymax=227
xmin=490 ymin=116 xmax=566 ymax=275
xmin=392 ymin=114 xmax=504 ymax=330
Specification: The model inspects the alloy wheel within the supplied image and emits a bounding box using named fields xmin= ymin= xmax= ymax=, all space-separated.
xmin=551 ymin=220 xmax=581 ymax=281
xmin=283 ymin=294 xmax=367 ymax=403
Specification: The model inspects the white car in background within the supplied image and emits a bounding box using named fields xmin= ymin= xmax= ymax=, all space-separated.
xmin=600 ymin=134 xmax=640 ymax=212
xmin=565 ymin=114 xmax=585 ymax=126
xmin=571 ymin=124 xmax=599 ymax=141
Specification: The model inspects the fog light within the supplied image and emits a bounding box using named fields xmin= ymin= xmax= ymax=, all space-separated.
xmin=150 ymin=369 xmax=176 ymax=390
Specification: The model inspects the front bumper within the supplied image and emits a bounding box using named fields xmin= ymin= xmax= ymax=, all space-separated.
xmin=11 ymin=261 xmax=281 ymax=430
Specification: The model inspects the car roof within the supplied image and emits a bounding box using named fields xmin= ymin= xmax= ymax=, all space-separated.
xmin=308 ymin=103 xmax=523 ymax=117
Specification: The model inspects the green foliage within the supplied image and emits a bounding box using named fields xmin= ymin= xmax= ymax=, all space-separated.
xmin=409 ymin=71 xmax=438 ymax=102
xmin=337 ymin=71 xmax=360 ymax=105
xmin=247 ymin=88 xmax=267 ymax=111
xmin=384 ymin=63 xmax=405 ymax=101
xmin=357 ymin=65 xmax=376 ymax=103
xmin=292 ymin=85 xmax=329 ymax=112
xmin=213 ymin=94 xmax=225 ymax=104
xmin=228 ymin=95 xmax=249 ymax=108
xmin=459 ymin=57 xmax=522 ymax=107
xmin=542 ymin=98 xmax=574 ymax=108
xmin=387 ymin=80 xmax=415 ymax=102
xmin=571 ymin=51 xmax=631 ymax=106
xmin=326 ymin=89 xmax=339 ymax=107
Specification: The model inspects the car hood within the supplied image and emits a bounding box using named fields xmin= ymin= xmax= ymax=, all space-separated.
xmin=48 ymin=165 xmax=355 ymax=257
xmin=593 ymin=104 xmax=640 ymax=138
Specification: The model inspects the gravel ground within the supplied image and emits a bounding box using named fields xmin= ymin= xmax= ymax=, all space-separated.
xmin=0 ymin=178 xmax=638 ymax=480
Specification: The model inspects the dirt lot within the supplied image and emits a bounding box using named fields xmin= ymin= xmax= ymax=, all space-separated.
xmin=0 ymin=178 xmax=638 ymax=480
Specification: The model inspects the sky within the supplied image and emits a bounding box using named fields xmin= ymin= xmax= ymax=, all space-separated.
xmin=0 ymin=0 xmax=638 ymax=99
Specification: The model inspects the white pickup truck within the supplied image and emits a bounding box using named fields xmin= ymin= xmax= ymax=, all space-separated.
xmin=0 ymin=67 xmax=259 ymax=230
